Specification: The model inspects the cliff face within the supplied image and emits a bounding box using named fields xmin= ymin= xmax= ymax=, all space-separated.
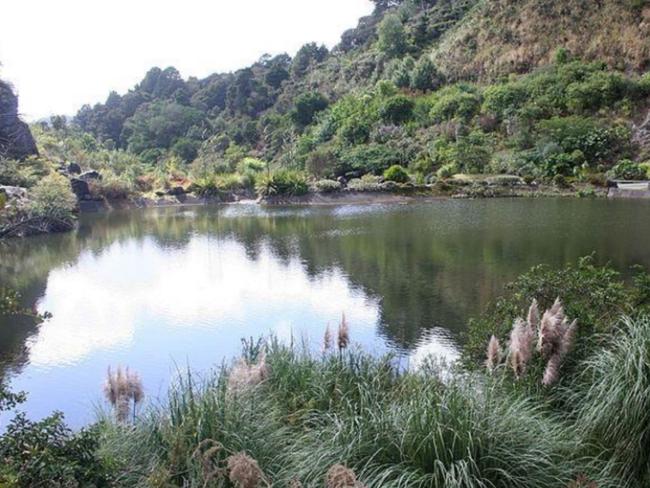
xmin=0 ymin=80 xmax=38 ymax=160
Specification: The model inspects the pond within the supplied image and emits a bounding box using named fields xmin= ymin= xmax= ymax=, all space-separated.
xmin=2 ymin=198 xmax=650 ymax=427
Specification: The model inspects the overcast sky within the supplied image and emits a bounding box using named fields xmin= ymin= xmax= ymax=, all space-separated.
xmin=2 ymin=0 xmax=373 ymax=120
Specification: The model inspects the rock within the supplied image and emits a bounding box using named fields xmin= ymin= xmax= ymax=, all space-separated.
xmin=67 ymin=162 xmax=81 ymax=174
xmin=0 ymin=185 xmax=28 ymax=200
xmin=167 ymin=186 xmax=185 ymax=196
xmin=79 ymin=170 xmax=102 ymax=181
xmin=70 ymin=178 xmax=91 ymax=199
xmin=0 ymin=81 xmax=38 ymax=160
xmin=337 ymin=176 xmax=347 ymax=186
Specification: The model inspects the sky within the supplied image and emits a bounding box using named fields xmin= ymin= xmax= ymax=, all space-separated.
xmin=1 ymin=0 xmax=373 ymax=120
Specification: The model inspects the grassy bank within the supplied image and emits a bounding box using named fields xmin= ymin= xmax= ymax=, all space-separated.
xmin=96 ymin=316 xmax=650 ymax=487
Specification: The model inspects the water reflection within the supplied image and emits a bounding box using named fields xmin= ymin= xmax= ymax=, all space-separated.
xmin=1 ymin=198 xmax=650 ymax=426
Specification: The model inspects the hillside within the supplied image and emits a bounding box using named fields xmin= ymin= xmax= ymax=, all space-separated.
xmin=434 ymin=0 xmax=650 ymax=80
xmin=5 ymin=0 xmax=650 ymax=206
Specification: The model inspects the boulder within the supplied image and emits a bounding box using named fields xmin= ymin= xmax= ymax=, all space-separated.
xmin=0 ymin=81 xmax=38 ymax=160
xmin=0 ymin=185 xmax=28 ymax=200
xmin=70 ymin=178 xmax=91 ymax=199
xmin=79 ymin=170 xmax=102 ymax=181
xmin=66 ymin=162 xmax=81 ymax=174
xmin=167 ymin=186 xmax=186 ymax=196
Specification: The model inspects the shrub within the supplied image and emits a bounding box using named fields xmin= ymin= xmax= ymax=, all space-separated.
xmin=305 ymin=148 xmax=337 ymax=177
xmin=237 ymin=157 xmax=266 ymax=174
xmin=378 ymin=95 xmax=415 ymax=125
xmin=339 ymin=116 xmax=371 ymax=145
xmin=0 ymin=413 xmax=111 ymax=486
xmin=313 ymin=179 xmax=342 ymax=193
xmin=377 ymin=13 xmax=407 ymax=57
xmin=171 ymin=137 xmax=199 ymax=163
xmin=410 ymin=56 xmax=442 ymax=91
xmin=291 ymin=92 xmax=329 ymax=127
xmin=463 ymin=256 xmax=647 ymax=368
xmin=337 ymin=144 xmax=403 ymax=176
xmin=552 ymin=174 xmax=569 ymax=188
xmin=430 ymin=85 xmax=482 ymax=122
xmin=90 ymin=173 xmax=135 ymax=200
xmin=255 ymin=170 xmax=309 ymax=197
xmin=383 ymin=164 xmax=410 ymax=183
xmin=347 ymin=174 xmax=382 ymax=191
xmin=28 ymin=174 xmax=77 ymax=221
xmin=609 ymin=159 xmax=646 ymax=180
xmin=436 ymin=163 xmax=457 ymax=179
xmin=536 ymin=117 xmax=631 ymax=166
xmin=482 ymin=83 xmax=528 ymax=119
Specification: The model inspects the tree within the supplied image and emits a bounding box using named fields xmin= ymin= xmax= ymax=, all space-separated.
xmin=377 ymin=13 xmax=407 ymax=57
xmin=265 ymin=54 xmax=291 ymax=89
xmin=410 ymin=56 xmax=442 ymax=91
xmin=292 ymin=43 xmax=329 ymax=77
xmin=371 ymin=0 xmax=403 ymax=12
xmin=291 ymin=92 xmax=329 ymax=127
xmin=379 ymin=95 xmax=414 ymax=124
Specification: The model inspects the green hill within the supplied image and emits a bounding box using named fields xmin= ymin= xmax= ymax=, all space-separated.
xmin=13 ymin=0 xmax=650 ymax=198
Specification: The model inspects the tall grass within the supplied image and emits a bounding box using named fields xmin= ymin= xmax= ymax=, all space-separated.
xmin=97 ymin=338 xmax=620 ymax=487
xmin=568 ymin=315 xmax=650 ymax=485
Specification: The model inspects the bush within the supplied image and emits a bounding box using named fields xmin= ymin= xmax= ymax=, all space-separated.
xmin=28 ymin=174 xmax=77 ymax=221
xmin=609 ymin=159 xmax=646 ymax=180
xmin=552 ymin=174 xmax=569 ymax=188
xmin=463 ymin=256 xmax=648 ymax=368
xmin=436 ymin=163 xmax=457 ymax=179
xmin=337 ymin=144 xmax=403 ymax=176
xmin=536 ymin=117 xmax=631 ymax=167
xmin=377 ymin=13 xmax=407 ymax=57
xmin=347 ymin=174 xmax=382 ymax=191
xmin=0 ymin=413 xmax=112 ymax=486
xmin=383 ymin=164 xmax=410 ymax=183
xmin=255 ymin=170 xmax=309 ymax=197
xmin=379 ymin=95 xmax=415 ymax=125
xmin=410 ymin=56 xmax=442 ymax=91
xmin=313 ymin=179 xmax=342 ymax=193
xmin=305 ymin=148 xmax=337 ymax=177
xmin=430 ymin=85 xmax=482 ymax=122
xmin=89 ymin=173 xmax=135 ymax=200
xmin=291 ymin=92 xmax=329 ymax=127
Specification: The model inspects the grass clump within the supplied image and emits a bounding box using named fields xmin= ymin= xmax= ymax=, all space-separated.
xmin=256 ymin=170 xmax=309 ymax=197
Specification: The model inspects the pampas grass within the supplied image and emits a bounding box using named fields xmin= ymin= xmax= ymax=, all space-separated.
xmin=227 ymin=452 xmax=268 ymax=488
xmin=485 ymin=335 xmax=502 ymax=372
xmin=488 ymin=298 xmax=577 ymax=385
xmin=337 ymin=313 xmax=350 ymax=351
xmin=325 ymin=464 xmax=365 ymax=488
xmin=228 ymin=352 xmax=269 ymax=395
xmin=103 ymin=366 xmax=144 ymax=422
xmin=509 ymin=318 xmax=535 ymax=377
xmin=323 ymin=323 xmax=332 ymax=353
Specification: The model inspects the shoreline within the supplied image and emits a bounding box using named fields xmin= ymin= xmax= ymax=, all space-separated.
xmin=79 ymin=185 xmax=613 ymax=213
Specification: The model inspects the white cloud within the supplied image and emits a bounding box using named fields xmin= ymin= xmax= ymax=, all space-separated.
xmin=1 ymin=0 xmax=372 ymax=120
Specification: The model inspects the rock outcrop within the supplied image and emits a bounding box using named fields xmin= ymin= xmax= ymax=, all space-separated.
xmin=0 ymin=80 xmax=38 ymax=160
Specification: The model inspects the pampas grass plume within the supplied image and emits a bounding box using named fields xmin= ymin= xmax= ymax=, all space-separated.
xmin=485 ymin=335 xmax=501 ymax=372
xmin=226 ymin=452 xmax=266 ymax=488
xmin=337 ymin=313 xmax=350 ymax=351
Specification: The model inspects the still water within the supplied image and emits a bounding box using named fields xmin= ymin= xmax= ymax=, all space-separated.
xmin=1 ymin=198 xmax=650 ymax=427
